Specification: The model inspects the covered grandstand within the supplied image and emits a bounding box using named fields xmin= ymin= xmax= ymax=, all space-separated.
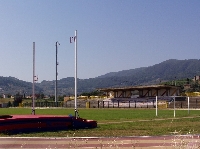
xmin=97 ymin=85 xmax=181 ymax=99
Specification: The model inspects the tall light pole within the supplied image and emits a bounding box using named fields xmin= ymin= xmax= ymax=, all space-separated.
xmin=74 ymin=30 xmax=78 ymax=118
xmin=32 ymin=42 xmax=35 ymax=115
xmin=55 ymin=41 xmax=60 ymax=106
xmin=70 ymin=30 xmax=78 ymax=118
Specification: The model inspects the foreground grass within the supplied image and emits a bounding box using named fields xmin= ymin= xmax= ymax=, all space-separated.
xmin=0 ymin=108 xmax=200 ymax=137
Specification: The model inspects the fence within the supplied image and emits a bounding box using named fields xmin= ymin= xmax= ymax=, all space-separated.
xmin=22 ymin=100 xmax=157 ymax=108
xmin=3 ymin=97 xmax=200 ymax=109
xmin=8 ymin=97 xmax=200 ymax=109
xmin=64 ymin=100 xmax=156 ymax=108
xmin=23 ymin=102 xmax=63 ymax=107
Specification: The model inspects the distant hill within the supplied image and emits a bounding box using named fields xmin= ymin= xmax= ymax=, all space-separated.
xmin=1 ymin=59 xmax=200 ymax=96
xmin=0 ymin=76 xmax=42 ymax=96
xmin=98 ymin=59 xmax=200 ymax=79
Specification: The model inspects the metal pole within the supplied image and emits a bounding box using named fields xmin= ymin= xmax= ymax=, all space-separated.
xmin=74 ymin=30 xmax=78 ymax=117
xmin=32 ymin=42 xmax=35 ymax=115
xmin=188 ymin=96 xmax=190 ymax=114
xmin=174 ymin=96 xmax=176 ymax=117
xmin=55 ymin=41 xmax=60 ymax=105
xmin=156 ymin=96 xmax=157 ymax=116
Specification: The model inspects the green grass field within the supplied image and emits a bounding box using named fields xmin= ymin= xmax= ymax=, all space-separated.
xmin=0 ymin=108 xmax=200 ymax=137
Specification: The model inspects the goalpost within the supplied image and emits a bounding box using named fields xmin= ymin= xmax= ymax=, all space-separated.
xmin=155 ymin=96 xmax=190 ymax=117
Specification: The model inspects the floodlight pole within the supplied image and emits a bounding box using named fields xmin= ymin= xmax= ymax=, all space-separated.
xmin=74 ymin=30 xmax=78 ymax=118
xmin=55 ymin=41 xmax=60 ymax=106
xmin=32 ymin=42 xmax=35 ymax=115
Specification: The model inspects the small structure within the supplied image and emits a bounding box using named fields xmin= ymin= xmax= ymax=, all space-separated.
xmin=193 ymin=76 xmax=200 ymax=82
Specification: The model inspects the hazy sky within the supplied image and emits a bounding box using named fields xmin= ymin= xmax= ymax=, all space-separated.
xmin=0 ymin=0 xmax=200 ymax=82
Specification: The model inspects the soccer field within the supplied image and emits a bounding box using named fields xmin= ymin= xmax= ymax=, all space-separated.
xmin=0 ymin=108 xmax=200 ymax=137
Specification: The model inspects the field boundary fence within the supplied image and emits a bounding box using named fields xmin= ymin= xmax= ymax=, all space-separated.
xmin=2 ymin=97 xmax=200 ymax=109
xmin=20 ymin=97 xmax=200 ymax=109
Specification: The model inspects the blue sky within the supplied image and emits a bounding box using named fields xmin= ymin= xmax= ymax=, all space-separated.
xmin=0 ymin=0 xmax=200 ymax=82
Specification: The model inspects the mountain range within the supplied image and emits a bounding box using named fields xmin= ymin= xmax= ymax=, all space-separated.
xmin=0 ymin=59 xmax=200 ymax=96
